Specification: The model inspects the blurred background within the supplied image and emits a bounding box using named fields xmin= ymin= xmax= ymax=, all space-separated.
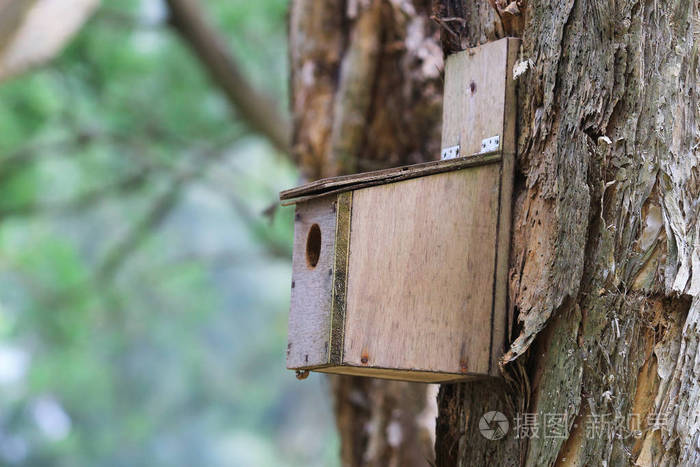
xmin=0 ymin=0 xmax=339 ymax=465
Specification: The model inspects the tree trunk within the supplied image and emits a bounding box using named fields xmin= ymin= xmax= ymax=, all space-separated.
xmin=288 ymin=1 xmax=443 ymax=465
xmin=435 ymin=0 xmax=700 ymax=465
xmin=289 ymin=0 xmax=700 ymax=465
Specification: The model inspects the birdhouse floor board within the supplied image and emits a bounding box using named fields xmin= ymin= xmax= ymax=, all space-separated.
xmin=279 ymin=152 xmax=502 ymax=204
xmin=315 ymin=366 xmax=483 ymax=383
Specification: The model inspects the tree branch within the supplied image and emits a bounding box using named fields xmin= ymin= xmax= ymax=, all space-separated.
xmin=96 ymin=173 xmax=183 ymax=281
xmin=199 ymin=170 xmax=293 ymax=259
xmin=0 ymin=168 xmax=153 ymax=217
xmin=95 ymin=140 xmax=232 ymax=281
xmin=164 ymin=0 xmax=291 ymax=154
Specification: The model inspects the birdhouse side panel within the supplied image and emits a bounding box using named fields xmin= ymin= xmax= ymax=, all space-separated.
xmin=342 ymin=167 xmax=501 ymax=376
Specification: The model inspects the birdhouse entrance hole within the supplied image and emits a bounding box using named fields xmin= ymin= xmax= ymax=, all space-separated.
xmin=306 ymin=224 xmax=321 ymax=268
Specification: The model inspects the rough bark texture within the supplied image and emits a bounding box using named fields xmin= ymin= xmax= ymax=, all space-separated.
xmin=288 ymin=1 xmax=443 ymax=465
xmin=289 ymin=0 xmax=700 ymax=465
xmin=435 ymin=0 xmax=700 ymax=466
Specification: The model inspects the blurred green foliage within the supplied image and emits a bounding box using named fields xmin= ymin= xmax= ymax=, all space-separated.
xmin=0 ymin=0 xmax=338 ymax=466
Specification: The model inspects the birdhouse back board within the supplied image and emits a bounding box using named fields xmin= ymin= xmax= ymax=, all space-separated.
xmin=441 ymin=37 xmax=519 ymax=157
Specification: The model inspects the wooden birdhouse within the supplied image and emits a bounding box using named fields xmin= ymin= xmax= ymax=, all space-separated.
xmin=281 ymin=38 xmax=519 ymax=383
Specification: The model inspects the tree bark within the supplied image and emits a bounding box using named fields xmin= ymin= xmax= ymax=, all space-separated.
xmin=289 ymin=0 xmax=443 ymax=180
xmin=434 ymin=0 xmax=700 ymax=466
xmin=289 ymin=0 xmax=700 ymax=465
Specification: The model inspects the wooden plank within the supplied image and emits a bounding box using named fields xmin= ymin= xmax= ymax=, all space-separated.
xmin=279 ymin=152 xmax=501 ymax=203
xmin=501 ymin=38 xmax=520 ymax=156
xmin=342 ymin=167 xmax=500 ymax=375
xmin=328 ymin=191 xmax=352 ymax=364
xmin=441 ymin=39 xmax=509 ymax=157
xmin=489 ymin=38 xmax=520 ymax=374
xmin=286 ymin=195 xmax=338 ymax=369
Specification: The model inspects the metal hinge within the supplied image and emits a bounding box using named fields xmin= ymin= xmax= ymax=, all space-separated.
xmin=442 ymin=135 xmax=500 ymax=160
xmin=479 ymin=135 xmax=500 ymax=153
xmin=441 ymin=145 xmax=460 ymax=160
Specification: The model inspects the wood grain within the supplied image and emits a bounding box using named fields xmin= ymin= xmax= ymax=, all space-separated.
xmin=342 ymin=168 xmax=500 ymax=375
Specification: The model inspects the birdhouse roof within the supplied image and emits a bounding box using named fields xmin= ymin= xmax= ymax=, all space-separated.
xmin=279 ymin=152 xmax=500 ymax=205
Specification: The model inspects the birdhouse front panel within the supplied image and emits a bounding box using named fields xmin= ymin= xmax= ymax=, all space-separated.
xmin=286 ymin=193 xmax=348 ymax=369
